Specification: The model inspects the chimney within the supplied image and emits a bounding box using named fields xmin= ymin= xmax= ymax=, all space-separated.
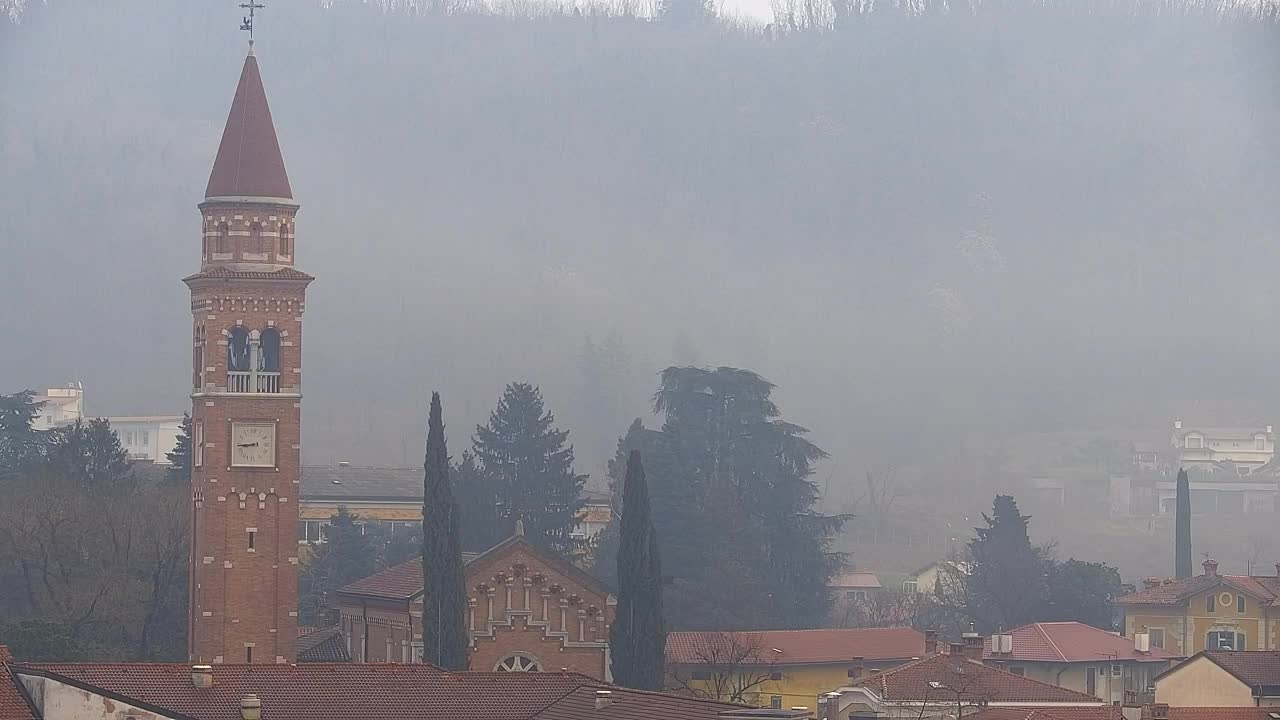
xmin=1135 ymin=629 xmax=1151 ymax=654
xmin=594 ymin=690 xmax=613 ymax=710
xmin=961 ymin=623 xmax=984 ymax=660
xmin=822 ymin=692 xmax=842 ymax=720
xmin=240 ymin=694 xmax=262 ymax=720
xmin=847 ymin=656 xmax=865 ymax=681
xmin=191 ymin=665 xmax=214 ymax=689
xmin=1203 ymin=558 xmax=1218 ymax=577
xmin=924 ymin=629 xmax=938 ymax=655
xmin=992 ymin=631 xmax=1013 ymax=655
xmin=1142 ymin=577 xmax=1161 ymax=590
xmin=948 ymin=642 xmax=965 ymax=656
xmin=1174 ymin=419 xmax=1182 ymax=430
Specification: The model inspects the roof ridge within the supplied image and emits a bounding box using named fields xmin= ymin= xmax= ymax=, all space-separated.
xmin=1036 ymin=623 xmax=1068 ymax=662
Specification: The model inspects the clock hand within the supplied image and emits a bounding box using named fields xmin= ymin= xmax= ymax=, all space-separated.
xmin=237 ymin=442 xmax=259 ymax=448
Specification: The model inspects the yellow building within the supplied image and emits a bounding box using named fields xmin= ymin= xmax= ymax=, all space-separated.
xmin=1154 ymin=650 xmax=1280 ymax=707
xmin=665 ymin=627 xmax=924 ymax=710
xmin=1117 ymin=559 xmax=1280 ymax=655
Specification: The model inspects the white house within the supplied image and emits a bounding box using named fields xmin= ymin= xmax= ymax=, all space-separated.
xmin=105 ymin=416 xmax=184 ymax=464
xmin=31 ymin=386 xmax=84 ymax=430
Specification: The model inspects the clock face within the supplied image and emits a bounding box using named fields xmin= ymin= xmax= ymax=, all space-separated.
xmin=231 ymin=422 xmax=276 ymax=467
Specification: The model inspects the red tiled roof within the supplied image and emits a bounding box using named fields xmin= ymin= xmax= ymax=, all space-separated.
xmin=964 ymin=708 xmax=1124 ymax=720
xmin=337 ymin=557 xmax=425 ymax=600
xmin=0 ymin=664 xmax=36 ymax=720
xmin=205 ymin=53 xmax=292 ymax=200
xmin=533 ymin=685 xmax=742 ymax=720
xmin=13 ymin=664 xmax=739 ymax=720
xmin=855 ymin=654 xmax=1102 ymax=704
xmin=1118 ymin=573 xmax=1280 ymax=606
xmin=296 ymin=626 xmax=350 ymax=663
xmin=1157 ymin=710 xmax=1280 ymax=720
xmin=1191 ymin=650 xmax=1280 ymax=687
xmin=183 ymin=267 xmax=314 ymax=283
xmin=984 ymin=622 xmax=1180 ymax=663
xmin=665 ymin=627 xmax=924 ymax=666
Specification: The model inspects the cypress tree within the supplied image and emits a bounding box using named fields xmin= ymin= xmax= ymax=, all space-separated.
xmin=610 ymin=450 xmax=666 ymax=690
xmin=421 ymin=392 xmax=468 ymax=669
xmin=1175 ymin=468 xmax=1192 ymax=579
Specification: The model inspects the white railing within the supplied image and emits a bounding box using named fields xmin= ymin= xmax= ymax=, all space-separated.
xmin=227 ymin=371 xmax=282 ymax=394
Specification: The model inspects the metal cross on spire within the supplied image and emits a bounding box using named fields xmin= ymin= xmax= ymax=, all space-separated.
xmin=239 ymin=0 xmax=265 ymax=49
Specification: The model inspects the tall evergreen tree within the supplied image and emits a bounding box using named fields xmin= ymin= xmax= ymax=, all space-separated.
xmin=454 ymin=451 xmax=506 ymax=553
xmin=421 ymin=392 xmax=467 ymax=670
xmin=472 ymin=383 xmax=586 ymax=556
xmin=610 ymin=451 xmax=666 ymax=690
xmin=1175 ymin=468 xmax=1192 ymax=579
xmin=963 ymin=494 xmax=1050 ymax=633
xmin=0 ymin=390 xmax=45 ymax=480
xmin=45 ymin=418 xmax=133 ymax=489
xmin=165 ymin=414 xmax=193 ymax=483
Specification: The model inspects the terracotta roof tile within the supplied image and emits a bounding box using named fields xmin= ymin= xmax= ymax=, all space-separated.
xmin=183 ymin=267 xmax=314 ymax=283
xmin=338 ymin=557 xmax=426 ymax=600
xmin=984 ymin=622 xmax=1180 ymax=663
xmin=296 ymin=626 xmax=350 ymax=663
xmin=0 ymin=664 xmax=36 ymax=720
xmin=13 ymin=664 xmax=738 ymax=720
xmin=855 ymin=654 xmax=1101 ymax=704
xmin=1117 ymin=573 xmax=1280 ymax=606
xmin=666 ymin=627 xmax=924 ymax=666
xmin=1197 ymin=650 xmax=1280 ymax=686
xmin=964 ymin=708 xmax=1124 ymax=720
xmin=205 ymin=53 xmax=292 ymax=200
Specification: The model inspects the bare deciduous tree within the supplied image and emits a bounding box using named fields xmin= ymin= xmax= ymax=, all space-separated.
xmin=666 ymin=632 xmax=781 ymax=704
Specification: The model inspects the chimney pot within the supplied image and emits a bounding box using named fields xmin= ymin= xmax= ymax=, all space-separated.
xmin=191 ymin=665 xmax=213 ymax=689
xmin=1203 ymin=559 xmax=1218 ymax=576
xmin=594 ymin=690 xmax=613 ymax=711
xmin=847 ymin=656 xmax=865 ymax=680
xmin=239 ymin=694 xmax=261 ymax=720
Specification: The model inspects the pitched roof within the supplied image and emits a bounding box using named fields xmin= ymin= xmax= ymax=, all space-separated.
xmin=300 ymin=465 xmax=424 ymax=501
xmin=296 ymin=626 xmax=350 ymax=663
xmin=964 ymin=708 xmax=1125 ymax=720
xmin=13 ymin=664 xmax=740 ymax=720
xmin=854 ymin=654 xmax=1101 ymax=704
xmin=0 ymin=649 xmax=36 ymax=720
xmin=205 ymin=52 xmax=292 ymax=200
xmin=830 ymin=571 xmax=883 ymax=589
xmin=338 ymin=536 xmax=607 ymax=602
xmin=1117 ymin=573 xmax=1280 ymax=607
xmin=183 ymin=266 xmax=315 ymax=283
xmin=1180 ymin=650 xmax=1280 ymax=688
xmin=984 ymin=622 xmax=1180 ymax=663
xmin=666 ymin=627 xmax=924 ymax=666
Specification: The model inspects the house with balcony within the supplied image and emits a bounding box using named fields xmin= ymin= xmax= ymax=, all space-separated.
xmin=1117 ymin=559 xmax=1280 ymax=656
xmin=1171 ymin=421 xmax=1274 ymax=476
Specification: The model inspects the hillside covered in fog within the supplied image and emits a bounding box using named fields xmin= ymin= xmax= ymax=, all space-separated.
xmin=3 ymin=0 xmax=1279 ymax=574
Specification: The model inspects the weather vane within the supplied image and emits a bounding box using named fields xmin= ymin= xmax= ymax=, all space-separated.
xmin=240 ymin=0 xmax=265 ymax=48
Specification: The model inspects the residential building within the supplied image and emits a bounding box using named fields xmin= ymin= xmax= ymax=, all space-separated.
xmin=982 ymin=622 xmax=1180 ymax=706
xmin=5 ymin=654 xmax=749 ymax=720
xmin=905 ymin=559 xmax=971 ymax=595
xmin=1117 ymin=559 xmax=1280 ymax=655
xmin=106 ymin=415 xmax=184 ymax=463
xmin=31 ymin=386 xmax=83 ymax=430
xmin=1152 ymin=650 xmax=1280 ymax=707
xmin=964 ymin=709 xmax=1125 ymax=720
xmin=829 ymin=571 xmax=884 ymax=603
xmin=333 ymin=524 xmax=615 ymax=679
xmin=826 ymin=641 xmax=1105 ymax=719
xmin=665 ymin=627 xmax=925 ymax=711
xmin=298 ymin=463 xmax=613 ymax=546
xmin=185 ymin=47 xmax=312 ymax=664
xmin=1171 ymin=421 xmax=1274 ymax=475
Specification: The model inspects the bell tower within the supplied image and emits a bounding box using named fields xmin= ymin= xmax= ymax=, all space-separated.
xmin=186 ymin=47 xmax=311 ymax=664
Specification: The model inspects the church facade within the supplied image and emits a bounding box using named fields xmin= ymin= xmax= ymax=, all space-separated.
xmin=186 ymin=48 xmax=310 ymax=664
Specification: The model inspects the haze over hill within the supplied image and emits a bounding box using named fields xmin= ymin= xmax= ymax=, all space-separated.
xmin=3 ymin=0 xmax=1280 ymax=577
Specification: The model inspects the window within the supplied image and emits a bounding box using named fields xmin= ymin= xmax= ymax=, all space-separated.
xmin=245 ymin=646 xmax=254 ymax=664
xmin=1207 ymin=631 xmax=1245 ymax=650
xmin=1207 ymin=594 xmax=1216 ymax=613
xmin=140 ymin=430 xmax=149 ymax=447
xmin=769 ymin=671 xmax=783 ymax=681
xmin=249 ymin=222 xmax=264 ymax=255
xmin=298 ymin=520 xmax=327 ymax=544
xmin=1238 ymin=595 xmax=1247 ymax=613
xmin=247 ymin=530 xmax=256 ymax=551
xmin=1149 ymin=628 xmax=1164 ymax=649
xmin=495 ymin=653 xmax=541 ymax=672
xmin=770 ymin=696 xmax=783 ymax=710
xmin=280 ymin=223 xmax=292 ymax=257
xmin=1112 ymin=665 xmax=1122 ymax=677
xmin=194 ymin=421 xmax=203 ymax=467
xmin=1258 ymin=438 xmax=1267 ymax=451
xmin=215 ymin=223 xmax=230 ymax=254
xmin=691 ymin=670 xmax=710 ymax=681
xmin=1086 ymin=667 xmax=1096 ymax=696
xmin=902 ymin=580 xmax=918 ymax=594
xmin=228 ymin=326 xmax=251 ymax=372
xmin=1186 ymin=436 xmax=1203 ymax=449
xmin=259 ymin=328 xmax=281 ymax=372
xmin=846 ymin=590 xmax=867 ymax=602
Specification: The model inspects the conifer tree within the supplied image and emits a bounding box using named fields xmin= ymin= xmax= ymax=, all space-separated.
xmin=610 ymin=451 xmax=666 ymax=690
xmin=454 ymin=451 xmax=506 ymax=553
xmin=472 ymin=383 xmax=586 ymax=556
xmin=165 ymin=414 xmax=193 ymax=483
xmin=1175 ymin=468 xmax=1192 ymax=579
xmin=421 ymin=392 xmax=467 ymax=669
xmin=963 ymin=494 xmax=1050 ymax=632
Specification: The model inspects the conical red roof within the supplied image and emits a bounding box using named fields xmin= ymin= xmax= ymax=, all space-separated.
xmin=205 ymin=52 xmax=292 ymax=200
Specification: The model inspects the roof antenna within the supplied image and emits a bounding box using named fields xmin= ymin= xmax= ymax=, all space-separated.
xmin=239 ymin=0 xmax=265 ymax=53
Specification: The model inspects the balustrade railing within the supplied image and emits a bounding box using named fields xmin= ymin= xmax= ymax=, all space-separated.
xmin=226 ymin=371 xmax=281 ymax=394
